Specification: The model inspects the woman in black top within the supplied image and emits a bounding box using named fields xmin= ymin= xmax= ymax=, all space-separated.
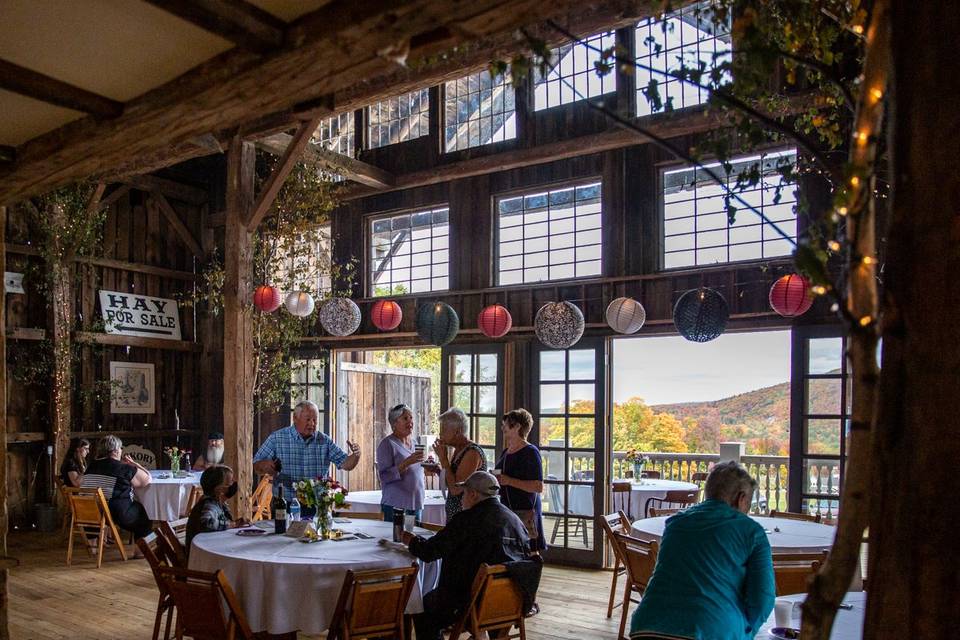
xmin=80 ymin=435 xmax=153 ymax=539
xmin=60 ymin=437 xmax=90 ymax=487
xmin=496 ymin=409 xmax=546 ymax=552
xmin=434 ymin=408 xmax=488 ymax=519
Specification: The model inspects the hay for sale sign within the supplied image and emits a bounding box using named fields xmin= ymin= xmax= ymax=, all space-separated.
xmin=99 ymin=290 xmax=182 ymax=340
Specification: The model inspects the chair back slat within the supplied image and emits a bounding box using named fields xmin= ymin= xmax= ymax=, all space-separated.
xmin=449 ymin=564 xmax=526 ymax=640
xmin=249 ymin=476 xmax=273 ymax=522
xmin=183 ymin=486 xmax=203 ymax=517
xmin=328 ymin=564 xmax=418 ymax=639
xmin=773 ymin=551 xmax=828 ymax=595
xmin=649 ymin=508 xmax=680 ymax=518
xmin=641 ymin=470 xmax=661 ymax=479
xmin=157 ymin=520 xmax=187 ymax=568
xmin=67 ymin=489 xmax=104 ymax=525
xmin=158 ymin=566 xmax=254 ymax=640
xmin=644 ymin=490 xmax=699 ymax=518
xmin=614 ymin=532 xmax=659 ymax=593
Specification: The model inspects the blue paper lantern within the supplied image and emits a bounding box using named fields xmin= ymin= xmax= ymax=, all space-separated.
xmin=673 ymin=288 xmax=728 ymax=342
xmin=417 ymin=302 xmax=460 ymax=346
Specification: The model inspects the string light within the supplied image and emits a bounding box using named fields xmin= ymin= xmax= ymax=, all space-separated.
xmin=828 ymin=241 xmax=841 ymax=251
xmin=855 ymin=130 xmax=869 ymax=145
xmin=850 ymin=176 xmax=861 ymax=187
xmin=838 ymin=206 xmax=849 ymax=216
xmin=811 ymin=285 xmax=828 ymax=296
xmin=852 ymin=24 xmax=864 ymax=35
xmin=869 ymin=87 xmax=883 ymax=102
xmin=861 ymin=256 xmax=877 ymax=265
xmin=859 ymin=315 xmax=872 ymax=327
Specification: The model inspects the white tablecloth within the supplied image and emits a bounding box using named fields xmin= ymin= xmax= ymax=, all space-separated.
xmin=347 ymin=489 xmax=447 ymax=525
xmin=758 ymin=591 xmax=865 ymax=639
xmin=189 ymin=519 xmax=441 ymax=635
xmin=566 ymin=479 xmax=699 ymax=519
xmin=135 ymin=470 xmax=200 ymax=521
xmin=631 ymin=515 xmax=837 ymax=552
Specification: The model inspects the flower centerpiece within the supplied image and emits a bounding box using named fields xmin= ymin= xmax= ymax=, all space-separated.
xmin=624 ymin=449 xmax=651 ymax=482
xmin=295 ymin=477 xmax=349 ymax=538
xmin=163 ymin=446 xmax=191 ymax=476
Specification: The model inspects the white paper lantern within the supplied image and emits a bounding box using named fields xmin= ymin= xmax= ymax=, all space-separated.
xmin=285 ymin=291 xmax=315 ymax=317
xmin=606 ymin=297 xmax=646 ymax=334
xmin=318 ymin=297 xmax=361 ymax=336
xmin=534 ymin=301 xmax=585 ymax=349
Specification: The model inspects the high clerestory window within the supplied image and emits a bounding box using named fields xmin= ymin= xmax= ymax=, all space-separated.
xmin=369 ymin=207 xmax=450 ymax=296
xmin=661 ymin=149 xmax=797 ymax=269
xmin=635 ymin=1 xmax=732 ymax=117
xmin=313 ymin=112 xmax=355 ymax=181
xmin=533 ymin=32 xmax=617 ymax=111
xmin=496 ymin=181 xmax=603 ymax=285
xmin=444 ymin=68 xmax=517 ymax=152
xmin=366 ymin=88 xmax=430 ymax=149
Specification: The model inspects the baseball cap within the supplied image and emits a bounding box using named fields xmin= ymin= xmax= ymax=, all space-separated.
xmin=456 ymin=470 xmax=500 ymax=496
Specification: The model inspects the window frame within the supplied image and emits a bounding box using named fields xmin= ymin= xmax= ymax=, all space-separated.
xmin=366 ymin=205 xmax=451 ymax=297
xmin=441 ymin=67 xmax=518 ymax=153
xmin=365 ymin=88 xmax=432 ymax=150
xmin=531 ymin=31 xmax=619 ymax=112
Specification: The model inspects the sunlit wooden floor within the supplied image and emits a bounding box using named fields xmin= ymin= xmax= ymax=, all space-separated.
xmin=8 ymin=531 xmax=623 ymax=639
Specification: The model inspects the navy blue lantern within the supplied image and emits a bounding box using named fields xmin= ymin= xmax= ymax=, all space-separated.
xmin=673 ymin=288 xmax=729 ymax=342
xmin=417 ymin=302 xmax=460 ymax=346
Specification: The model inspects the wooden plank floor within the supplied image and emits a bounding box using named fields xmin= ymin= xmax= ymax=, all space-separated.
xmin=7 ymin=532 xmax=624 ymax=639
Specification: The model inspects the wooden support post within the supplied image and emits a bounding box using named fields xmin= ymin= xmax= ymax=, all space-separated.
xmin=47 ymin=203 xmax=73 ymax=505
xmin=224 ymin=136 xmax=256 ymax=518
xmin=0 ymin=204 xmax=10 ymax=640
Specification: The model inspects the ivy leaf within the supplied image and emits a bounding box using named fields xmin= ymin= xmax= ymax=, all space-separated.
xmin=794 ymin=242 xmax=832 ymax=287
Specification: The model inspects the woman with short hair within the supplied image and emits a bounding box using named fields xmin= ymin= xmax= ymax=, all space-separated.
xmin=376 ymin=403 xmax=426 ymax=522
xmin=80 ymin=435 xmax=153 ymax=539
xmin=433 ymin=407 xmax=487 ymax=519
xmin=60 ymin=437 xmax=90 ymax=488
xmin=496 ymin=408 xmax=545 ymax=552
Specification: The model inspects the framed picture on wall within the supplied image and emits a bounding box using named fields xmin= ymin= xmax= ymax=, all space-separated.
xmin=109 ymin=361 xmax=155 ymax=414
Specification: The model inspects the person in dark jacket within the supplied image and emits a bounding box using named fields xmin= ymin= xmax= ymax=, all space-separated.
xmin=402 ymin=470 xmax=530 ymax=640
xmin=185 ymin=465 xmax=247 ymax=554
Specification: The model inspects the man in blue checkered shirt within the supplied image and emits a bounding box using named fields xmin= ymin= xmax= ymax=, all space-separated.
xmin=253 ymin=400 xmax=361 ymax=495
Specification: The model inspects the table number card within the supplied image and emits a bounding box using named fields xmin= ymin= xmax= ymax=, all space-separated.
xmin=285 ymin=520 xmax=310 ymax=538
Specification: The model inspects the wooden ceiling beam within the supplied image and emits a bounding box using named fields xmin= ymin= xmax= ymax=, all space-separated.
xmin=0 ymin=0 xmax=653 ymax=203
xmin=0 ymin=147 xmax=14 ymax=163
xmin=256 ymin=133 xmax=396 ymax=189
xmin=140 ymin=0 xmax=285 ymax=54
xmin=123 ymin=174 xmax=208 ymax=205
xmin=0 ymin=58 xmax=124 ymax=119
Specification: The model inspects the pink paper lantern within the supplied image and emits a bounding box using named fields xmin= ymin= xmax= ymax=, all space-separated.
xmin=769 ymin=274 xmax=814 ymax=317
xmin=478 ymin=304 xmax=513 ymax=338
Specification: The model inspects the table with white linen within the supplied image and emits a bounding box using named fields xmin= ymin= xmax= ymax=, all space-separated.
xmin=189 ymin=519 xmax=440 ymax=635
xmin=757 ymin=591 xmax=865 ymax=639
xmin=135 ymin=470 xmax=200 ymax=521
xmin=567 ymin=479 xmax=699 ymax=518
xmin=631 ymin=515 xmax=838 ymax=553
xmin=346 ymin=489 xmax=447 ymax=525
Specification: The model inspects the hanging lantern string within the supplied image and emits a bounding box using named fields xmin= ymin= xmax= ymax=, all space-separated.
xmin=551 ymin=276 xmax=813 ymax=307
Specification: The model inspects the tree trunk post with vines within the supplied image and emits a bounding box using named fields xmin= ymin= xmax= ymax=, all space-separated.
xmin=47 ymin=203 xmax=74 ymax=507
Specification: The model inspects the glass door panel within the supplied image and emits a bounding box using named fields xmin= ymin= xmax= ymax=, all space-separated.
xmin=440 ymin=345 xmax=504 ymax=466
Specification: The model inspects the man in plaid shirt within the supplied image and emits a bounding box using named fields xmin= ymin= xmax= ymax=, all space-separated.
xmin=253 ymin=400 xmax=361 ymax=495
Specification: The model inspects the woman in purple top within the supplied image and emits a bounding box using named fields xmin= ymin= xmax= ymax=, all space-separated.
xmin=376 ymin=403 xmax=426 ymax=522
xmin=496 ymin=408 xmax=545 ymax=552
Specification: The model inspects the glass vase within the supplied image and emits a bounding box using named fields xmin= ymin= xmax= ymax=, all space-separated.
xmin=315 ymin=508 xmax=333 ymax=539
xmin=633 ymin=461 xmax=645 ymax=483
xmin=170 ymin=455 xmax=181 ymax=475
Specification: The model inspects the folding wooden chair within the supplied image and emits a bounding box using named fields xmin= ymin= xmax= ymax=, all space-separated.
xmin=612 ymin=532 xmax=659 ymax=640
xmin=773 ymin=551 xmax=828 ymax=595
xmin=599 ymin=512 xmax=629 ymax=619
xmin=327 ymin=563 xmax=418 ymax=640
xmin=449 ymin=564 xmax=527 ymax=640
xmin=158 ymin=566 xmax=255 ymax=640
xmin=182 ymin=485 xmax=203 ymax=518
xmin=640 ymin=470 xmax=661 ymax=479
xmin=157 ymin=519 xmax=188 ymax=568
xmin=64 ymin=487 xmax=129 ymax=567
xmin=644 ymin=490 xmax=698 ymax=518
xmin=648 ymin=508 xmax=680 ymax=518
xmin=612 ymin=481 xmax=633 ymax=520
xmin=770 ymin=510 xmax=822 ymax=523
xmin=137 ymin=533 xmax=176 ymax=640
xmin=342 ymin=511 xmax=383 ymax=521
xmin=691 ymin=472 xmax=708 ymax=501
xmin=249 ymin=475 xmax=273 ymax=522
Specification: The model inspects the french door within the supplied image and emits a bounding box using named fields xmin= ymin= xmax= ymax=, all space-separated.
xmin=440 ymin=344 xmax=505 ymax=465
xmin=532 ymin=338 xmax=605 ymax=568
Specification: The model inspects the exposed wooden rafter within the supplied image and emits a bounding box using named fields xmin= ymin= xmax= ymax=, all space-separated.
xmin=151 ymin=191 xmax=203 ymax=256
xmin=123 ymin=175 xmax=208 ymax=205
xmin=140 ymin=0 xmax=285 ymax=54
xmin=256 ymin=134 xmax=396 ymax=190
xmin=246 ymin=117 xmax=321 ymax=230
xmin=0 ymin=147 xmax=14 ymax=163
xmin=0 ymin=58 xmax=123 ymax=119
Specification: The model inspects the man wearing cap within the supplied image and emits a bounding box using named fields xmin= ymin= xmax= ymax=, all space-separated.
xmin=402 ymin=470 xmax=531 ymax=640
xmin=192 ymin=432 xmax=226 ymax=470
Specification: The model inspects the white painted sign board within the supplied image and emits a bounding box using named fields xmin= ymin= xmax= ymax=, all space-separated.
xmin=99 ymin=290 xmax=182 ymax=340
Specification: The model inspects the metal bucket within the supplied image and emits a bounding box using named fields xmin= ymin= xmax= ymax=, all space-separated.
xmin=34 ymin=503 xmax=58 ymax=532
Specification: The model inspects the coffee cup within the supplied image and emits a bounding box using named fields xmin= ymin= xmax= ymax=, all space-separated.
xmin=404 ymin=514 xmax=417 ymax=532
xmin=774 ymin=599 xmax=799 ymax=628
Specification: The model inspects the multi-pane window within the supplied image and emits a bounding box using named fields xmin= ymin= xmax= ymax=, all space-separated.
xmin=447 ymin=351 xmax=500 ymax=465
xmin=366 ymin=89 xmax=430 ymax=149
xmin=444 ymin=69 xmax=517 ymax=152
xmin=533 ymin=32 xmax=617 ymax=111
xmin=662 ymin=149 xmax=797 ymax=269
xmin=313 ymin=113 xmax=355 ymax=181
xmin=496 ymin=182 xmax=602 ymax=285
xmin=369 ymin=207 xmax=449 ymax=296
xmin=289 ymin=356 xmax=327 ymax=429
xmin=635 ymin=1 xmax=732 ymax=117
xmin=270 ymin=223 xmax=333 ymax=296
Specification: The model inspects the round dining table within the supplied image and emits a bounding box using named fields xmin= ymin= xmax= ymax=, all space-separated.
xmin=631 ymin=514 xmax=838 ymax=553
xmin=346 ymin=489 xmax=448 ymax=525
xmin=566 ymin=479 xmax=699 ymax=519
xmin=189 ymin=519 xmax=440 ymax=636
xmin=757 ymin=591 xmax=865 ymax=639
xmin=135 ymin=469 xmax=200 ymax=521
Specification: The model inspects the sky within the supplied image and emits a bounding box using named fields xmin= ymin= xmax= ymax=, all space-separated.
xmin=612 ymin=330 xmax=792 ymax=405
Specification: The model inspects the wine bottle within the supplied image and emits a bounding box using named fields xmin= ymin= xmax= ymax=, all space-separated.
xmin=272 ymin=485 xmax=288 ymax=535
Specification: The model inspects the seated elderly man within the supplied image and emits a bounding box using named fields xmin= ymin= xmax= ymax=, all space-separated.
xmin=253 ymin=400 xmax=361 ymax=496
xmin=402 ymin=470 xmax=531 ymax=640
xmin=191 ymin=432 xmax=225 ymax=470
xmin=185 ymin=465 xmax=247 ymax=553
xmin=630 ymin=461 xmax=775 ymax=640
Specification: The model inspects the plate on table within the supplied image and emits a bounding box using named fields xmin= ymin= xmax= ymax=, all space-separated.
xmin=768 ymin=628 xmax=800 ymax=639
xmin=236 ymin=528 xmax=268 ymax=537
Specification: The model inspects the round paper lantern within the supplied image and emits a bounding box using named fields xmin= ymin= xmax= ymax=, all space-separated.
xmin=284 ymin=291 xmax=315 ymax=317
xmin=535 ymin=301 xmax=585 ymax=349
xmin=478 ymin=304 xmax=513 ymax=338
xmin=371 ymin=299 xmax=403 ymax=331
xmin=318 ymin=297 xmax=361 ymax=336
xmin=769 ymin=274 xmax=814 ymax=317
xmin=673 ymin=288 xmax=729 ymax=342
xmin=417 ymin=302 xmax=460 ymax=346
xmin=253 ymin=285 xmax=282 ymax=312
xmin=606 ymin=297 xmax=646 ymax=334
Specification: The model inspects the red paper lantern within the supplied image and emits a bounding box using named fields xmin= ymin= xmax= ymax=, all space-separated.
xmin=371 ymin=299 xmax=403 ymax=331
xmin=478 ymin=304 xmax=513 ymax=338
xmin=253 ymin=285 xmax=282 ymax=312
xmin=769 ymin=274 xmax=814 ymax=317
